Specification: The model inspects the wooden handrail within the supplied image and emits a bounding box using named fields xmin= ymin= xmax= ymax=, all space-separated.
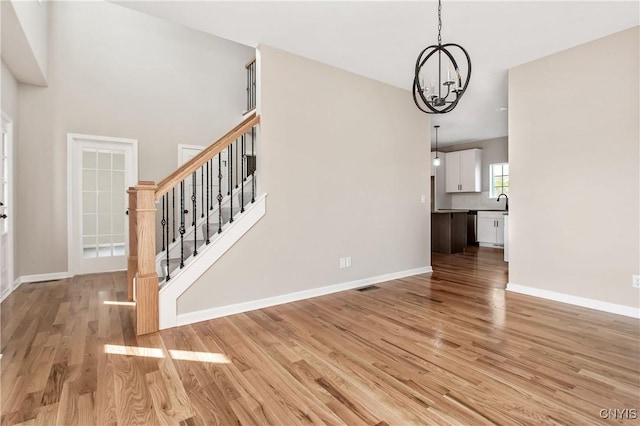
xmin=155 ymin=113 xmax=260 ymax=199
xmin=245 ymin=57 xmax=256 ymax=69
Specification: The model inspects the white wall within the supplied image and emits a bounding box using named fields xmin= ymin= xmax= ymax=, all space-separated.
xmin=16 ymin=1 xmax=253 ymax=276
xmin=508 ymin=26 xmax=639 ymax=310
xmin=440 ymin=137 xmax=508 ymax=210
xmin=2 ymin=60 xmax=19 ymax=119
xmin=178 ymin=45 xmax=431 ymax=315
xmin=1 ymin=0 xmax=48 ymax=85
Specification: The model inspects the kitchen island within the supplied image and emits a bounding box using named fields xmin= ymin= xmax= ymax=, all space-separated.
xmin=431 ymin=210 xmax=468 ymax=254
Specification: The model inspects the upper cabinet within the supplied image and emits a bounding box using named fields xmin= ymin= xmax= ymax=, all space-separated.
xmin=445 ymin=149 xmax=482 ymax=193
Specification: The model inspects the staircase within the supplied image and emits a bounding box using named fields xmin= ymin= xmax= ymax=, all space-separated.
xmin=127 ymin=59 xmax=261 ymax=335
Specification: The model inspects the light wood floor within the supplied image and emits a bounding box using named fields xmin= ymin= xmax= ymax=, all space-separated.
xmin=2 ymin=248 xmax=639 ymax=425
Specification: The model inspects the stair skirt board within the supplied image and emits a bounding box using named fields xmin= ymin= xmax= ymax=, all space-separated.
xmin=174 ymin=266 xmax=433 ymax=329
xmin=159 ymin=194 xmax=267 ymax=329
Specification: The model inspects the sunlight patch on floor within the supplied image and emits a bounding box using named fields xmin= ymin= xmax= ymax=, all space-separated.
xmin=104 ymin=344 xmax=231 ymax=363
xmin=103 ymin=300 xmax=136 ymax=306
xmin=169 ymin=350 xmax=231 ymax=363
xmin=104 ymin=344 xmax=164 ymax=358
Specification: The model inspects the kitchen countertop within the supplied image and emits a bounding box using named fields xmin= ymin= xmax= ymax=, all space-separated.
xmin=432 ymin=210 xmax=469 ymax=213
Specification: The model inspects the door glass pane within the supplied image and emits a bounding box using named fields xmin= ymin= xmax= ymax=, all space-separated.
xmin=97 ymin=171 xmax=111 ymax=192
xmin=112 ymin=211 xmax=125 ymax=235
xmin=81 ymin=147 xmax=127 ymax=259
xmin=83 ymin=170 xmax=96 ymax=191
xmin=2 ymin=132 xmax=7 ymax=234
xmin=83 ymin=150 xmax=96 ymax=169
xmin=97 ymin=151 xmax=111 ymax=170
xmin=83 ymin=236 xmax=97 ymax=258
xmin=112 ymin=153 xmax=124 ymax=171
xmin=83 ymin=192 xmax=96 ymax=214
xmin=98 ymin=192 xmax=111 ymax=214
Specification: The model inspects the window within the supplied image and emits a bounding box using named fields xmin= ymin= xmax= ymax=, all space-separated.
xmin=490 ymin=163 xmax=509 ymax=198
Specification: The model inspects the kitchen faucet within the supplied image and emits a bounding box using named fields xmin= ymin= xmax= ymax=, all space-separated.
xmin=497 ymin=193 xmax=509 ymax=211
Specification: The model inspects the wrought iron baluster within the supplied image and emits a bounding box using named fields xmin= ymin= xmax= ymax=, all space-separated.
xmin=252 ymin=62 xmax=255 ymax=109
xmin=165 ymin=195 xmax=170 ymax=281
xmin=206 ymin=159 xmax=210 ymax=244
xmin=161 ymin=194 xmax=166 ymax=251
xmin=229 ymin=141 xmax=234 ymax=223
xmin=172 ymin=187 xmax=176 ymax=242
xmin=200 ymin=165 xmax=204 ymax=218
xmin=180 ymin=181 xmax=185 ymax=268
xmin=246 ymin=62 xmax=250 ymax=111
xmin=235 ymin=138 xmax=239 ymax=189
xmin=191 ymin=172 xmax=196 ymax=227
xmin=192 ymin=172 xmax=198 ymax=256
xmin=209 ymin=159 xmax=214 ymax=211
xmin=241 ymin=134 xmax=245 ymax=213
xmin=217 ymin=153 xmax=222 ymax=233
xmin=251 ymin=125 xmax=256 ymax=203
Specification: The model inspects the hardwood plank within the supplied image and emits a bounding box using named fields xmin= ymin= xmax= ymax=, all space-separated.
xmin=1 ymin=249 xmax=638 ymax=425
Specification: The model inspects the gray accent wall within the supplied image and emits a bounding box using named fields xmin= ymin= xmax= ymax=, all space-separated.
xmin=177 ymin=45 xmax=431 ymax=315
xmin=16 ymin=1 xmax=253 ymax=276
xmin=508 ymin=26 xmax=639 ymax=308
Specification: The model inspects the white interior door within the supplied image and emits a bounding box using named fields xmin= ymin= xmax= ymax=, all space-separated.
xmin=0 ymin=114 xmax=14 ymax=301
xmin=68 ymin=134 xmax=138 ymax=275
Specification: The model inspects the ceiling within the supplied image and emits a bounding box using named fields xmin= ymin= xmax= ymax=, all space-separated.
xmin=115 ymin=1 xmax=639 ymax=146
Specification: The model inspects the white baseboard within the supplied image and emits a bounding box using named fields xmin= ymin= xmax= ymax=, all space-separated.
xmin=478 ymin=242 xmax=504 ymax=249
xmin=506 ymin=283 xmax=640 ymax=319
xmin=2 ymin=272 xmax=72 ymax=303
xmin=16 ymin=272 xmax=72 ymax=285
xmin=176 ymin=266 xmax=433 ymax=327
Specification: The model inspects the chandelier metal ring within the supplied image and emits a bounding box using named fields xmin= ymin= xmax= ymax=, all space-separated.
xmin=413 ymin=0 xmax=472 ymax=115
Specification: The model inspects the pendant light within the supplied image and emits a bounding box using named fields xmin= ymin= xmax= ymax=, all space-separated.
xmin=433 ymin=125 xmax=441 ymax=166
xmin=413 ymin=0 xmax=472 ymax=114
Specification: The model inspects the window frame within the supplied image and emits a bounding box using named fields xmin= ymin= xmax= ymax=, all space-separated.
xmin=489 ymin=162 xmax=509 ymax=199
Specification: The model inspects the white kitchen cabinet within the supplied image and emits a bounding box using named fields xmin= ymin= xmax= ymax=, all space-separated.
xmin=477 ymin=211 xmax=505 ymax=247
xmin=445 ymin=149 xmax=482 ymax=193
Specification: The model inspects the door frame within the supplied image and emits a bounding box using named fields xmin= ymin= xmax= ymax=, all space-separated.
xmin=177 ymin=144 xmax=205 ymax=167
xmin=67 ymin=133 xmax=138 ymax=276
xmin=1 ymin=112 xmax=15 ymax=301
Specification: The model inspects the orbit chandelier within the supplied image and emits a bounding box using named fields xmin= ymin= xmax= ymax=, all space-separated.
xmin=413 ymin=0 xmax=471 ymax=114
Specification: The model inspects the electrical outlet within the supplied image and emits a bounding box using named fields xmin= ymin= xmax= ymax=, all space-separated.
xmin=339 ymin=257 xmax=345 ymax=269
xmin=633 ymin=275 xmax=640 ymax=288
xmin=346 ymin=256 xmax=352 ymax=268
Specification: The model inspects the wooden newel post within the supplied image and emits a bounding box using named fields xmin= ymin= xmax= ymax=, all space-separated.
xmin=135 ymin=181 xmax=159 ymax=335
xmin=126 ymin=187 xmax=138 ymax=302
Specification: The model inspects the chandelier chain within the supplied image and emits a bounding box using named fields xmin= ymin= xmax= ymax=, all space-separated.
xmin=437 ymin=0 xmax=442 ymax=45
